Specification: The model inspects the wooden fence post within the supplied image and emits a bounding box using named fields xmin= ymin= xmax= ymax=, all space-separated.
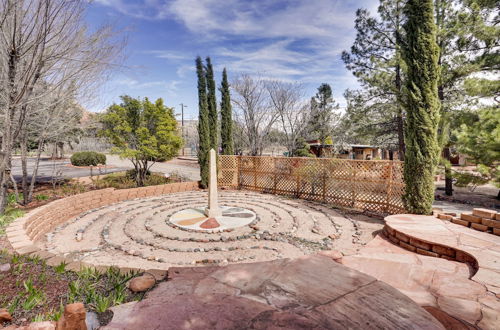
xmin=236 ymin=155 xmax=240 ymax=189
xmin=385 ymin=161 xmax=394 ymax=213
xmin=253 ymin=157 xmax=257 ymax=190
xmin=351 ymin=162 xmax=358 ymax=208
xmin=296 ymin=160 xmax=301 ymax=198
xmin=273 ymin=157 xmax=277 ymax=194
xmin=322 ymin=160 xmax=327 ymax=203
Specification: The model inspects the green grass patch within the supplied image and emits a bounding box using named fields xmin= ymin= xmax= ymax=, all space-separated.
xmin=0 ymin=193 xmax=25 ymax=235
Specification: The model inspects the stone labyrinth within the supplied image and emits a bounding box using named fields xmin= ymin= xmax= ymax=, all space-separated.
xmin=42 ymin=190 xmax=375 ymax=270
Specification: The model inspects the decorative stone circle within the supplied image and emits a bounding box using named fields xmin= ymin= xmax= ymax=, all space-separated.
xmin=169 ymin=206 xmax=257 ymax=232
xmin=39 ymin=190 xmax=373 ymax=270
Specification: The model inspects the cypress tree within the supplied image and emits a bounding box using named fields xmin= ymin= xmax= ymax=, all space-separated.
xmin=402 ymin=0 xmax=441 ymax=214
xmin=205 ymin=57 xmax=218 ymax=152
xmin=196 ymin=56 xmax=210 ymax=188
xmin=220 ymin=68 xmax=234 ymax=155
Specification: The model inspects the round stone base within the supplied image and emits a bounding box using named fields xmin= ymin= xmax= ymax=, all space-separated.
xmin=169 ymin=206 xmax=257 ymax=233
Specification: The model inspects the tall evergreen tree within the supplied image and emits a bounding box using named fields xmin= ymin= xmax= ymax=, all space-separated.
xmin=205 ymin=57 xmax=218 ymax=152
xmin=434 ymin=0 xmax=499 ymax=196
xmin=220 ymin=68 xmax=234 ymax=155
xmin=304 ymin=83 xmax=339 ymax=157
xmin=402 ymin=0 xmax=441 ymax=214
xmin=342 ymin=0 xmax=405 ymax=160
xmin=196 ymin=56 xmax=210 ymax=188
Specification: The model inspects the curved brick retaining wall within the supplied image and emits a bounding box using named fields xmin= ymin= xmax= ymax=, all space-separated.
xmin=383 ymin=224 xmax=478 ymax=272
xmin=6 ymin=182 xmax=199 ymax=271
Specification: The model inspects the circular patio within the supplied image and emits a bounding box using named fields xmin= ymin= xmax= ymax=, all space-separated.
xmin=40 ymin=190 xmax=378 ymax=270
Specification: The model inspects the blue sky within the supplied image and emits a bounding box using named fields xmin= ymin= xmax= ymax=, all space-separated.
xmin=87 ymin=0 xmax=378 ymax=119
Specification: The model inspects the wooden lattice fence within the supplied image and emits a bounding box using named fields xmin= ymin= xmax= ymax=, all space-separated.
xmin=218 ymin=155 xmax=406 ymax=215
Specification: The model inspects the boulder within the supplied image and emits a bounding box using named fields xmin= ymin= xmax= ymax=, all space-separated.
xmin=0 ymin=263 xmax=11 ymax=272
xmin=25 ymin=321 xmax=57 ymax=330
xmin=0 ymin=308 xmax=13 ymax=323
xmin=56 ymin=302 xmax=86 ymax=330
xmin=85 ymin=311 xmax=100 ymax=330
xmin=128 ymin=274 xmax=156 ymax=292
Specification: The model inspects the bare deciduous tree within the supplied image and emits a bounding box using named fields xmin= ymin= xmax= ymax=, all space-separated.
xmin=266 ymin=80 xmax=308 ymax=156
xmin=231 ymin=74 xmax=279 ymax=156
xmin=0 ymin=0 xmax=125 ymax=211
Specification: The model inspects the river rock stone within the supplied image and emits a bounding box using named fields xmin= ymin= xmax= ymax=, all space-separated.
xmin=0 ymin=263 xmax=11 ymax=272
xmin=128 ymin=273 xmax=156 ymax=292
xmin=85 ymin=311 xmax=100 ymax=330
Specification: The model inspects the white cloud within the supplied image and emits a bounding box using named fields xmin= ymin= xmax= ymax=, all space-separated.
xmin=94 ymin=0 xmax=373 ymax=106
xmin=167 ymin=0 xmax=357 ymax=40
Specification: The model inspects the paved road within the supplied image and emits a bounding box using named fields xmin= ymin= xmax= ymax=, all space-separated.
xmin=11 ymin=155 xmax=201 ymax=183
xmin=11 ymin=157 xmax=129 ymax=183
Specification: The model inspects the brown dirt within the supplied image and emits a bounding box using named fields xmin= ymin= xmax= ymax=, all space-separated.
xmin=435 ymin=189 xmax=499 ymax=210
xmin=0 ymin=255 xmax=74 ymax=326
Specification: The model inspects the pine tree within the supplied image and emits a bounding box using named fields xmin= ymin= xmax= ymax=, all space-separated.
xmin=402 ymin=0 xmax=441 ymax=214
xmin=220 ymin=68 xmax=234 ymax=155
xmin=196 ymin=56 xmax=210 ymax=188
xmin=205 ymin=57 xmax=218 ymax=152
xmin=342 ymin=0 xmax=405 ymax=160
xmin=434 ymin=0 xmax=499 ymax=196
xmin=307 ymin=84 xmax=338 ymax=141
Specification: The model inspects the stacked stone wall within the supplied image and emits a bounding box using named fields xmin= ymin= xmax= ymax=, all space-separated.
xmin=6 ymin=182 xmax=199 ymax=257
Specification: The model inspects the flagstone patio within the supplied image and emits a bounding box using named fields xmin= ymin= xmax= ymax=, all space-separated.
xmin=102 ymin=254 xmax=443 ymax=330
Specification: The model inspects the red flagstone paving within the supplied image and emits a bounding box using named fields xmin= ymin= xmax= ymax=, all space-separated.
xmin=199 ymin=217 xmax=221 ymax=229
xmin=341 ymin=214 xmax=500 ymax=329
xmin=102 ymin=255 xmax=443 ymax=330
xmin=385 ymin=214 xmax=500 ymax=295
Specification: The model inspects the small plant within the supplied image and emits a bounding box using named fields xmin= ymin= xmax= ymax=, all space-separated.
xmin=22 ymin=279 xmax=45 ymax=311
xmin=0 ymin=208 xmax=25 ymax=235
xmin=54 ymin=261 xmax=67 ymax=274
xmin=35 ymin=194 xmax=49 ymax=201
xmin=70 ymin=151 xmax=106 ymax=166
xmin=92 ymin=294 xmax=111 ymax=313
xmin=8 ymin=296 xmax=21 ymax=314
xmin=47 ymin=302 xmax=65 ymax=321
xmin=10 ymin=254 xmax=21 ymax=265
xmin=59 ymin=182 xmax=87 ymax=196
xmin=68 ymin=280 xmax=81 ymax=303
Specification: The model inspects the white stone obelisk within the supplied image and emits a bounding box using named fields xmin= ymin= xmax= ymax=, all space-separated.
xmin=205 ymin=149 xmax=221 ymax=217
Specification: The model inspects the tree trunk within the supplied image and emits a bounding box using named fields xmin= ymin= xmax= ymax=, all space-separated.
xmin=21 ymin=132 xmax=29 ymax=205
xmin=443 ymin=147 xmax=453 ymax=196
xmin=395 ymin=62 xmax=405 ymax=161
xmin=0 ymin=48 xmax=19 ymax=213
xmin=27 ymin=139 xmax=45 ymax=203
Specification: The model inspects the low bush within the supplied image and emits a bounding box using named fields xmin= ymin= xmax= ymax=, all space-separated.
xmin=94 ymin=172 xmax=169 ymax=189
xmin=70 ymin=152 xmax=106 ymax=167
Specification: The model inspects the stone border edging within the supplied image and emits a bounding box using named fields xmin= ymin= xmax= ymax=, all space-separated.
xmin=383 ymin=224 xmax=478 ymax=271
xmin=383 ymin=214 xmax=495 ymax=277
xmin=5 ymin=181 xmax=199 ymax=273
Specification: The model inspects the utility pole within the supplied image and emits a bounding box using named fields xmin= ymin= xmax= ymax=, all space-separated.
xmin=179 ymin=103 xmax=187 ymax=156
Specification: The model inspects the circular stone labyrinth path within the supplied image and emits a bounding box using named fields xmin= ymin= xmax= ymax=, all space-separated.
xmin=41 ymin=190 xmax=380 ymax=270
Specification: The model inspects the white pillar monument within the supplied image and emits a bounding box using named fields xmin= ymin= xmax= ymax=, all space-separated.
xmin=205 ymin=148 xmax=222 ymax=217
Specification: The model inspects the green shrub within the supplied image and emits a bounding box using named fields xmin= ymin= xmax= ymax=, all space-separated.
xmin=95 ymin=172 xmax=169 ymax=189
xmin=125 ymin=169 xmax=151 ymax=180
xmin=70 ymin=151 xmax=106 ymax=166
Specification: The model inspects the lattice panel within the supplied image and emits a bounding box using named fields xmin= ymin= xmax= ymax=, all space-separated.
xmin=218 ymin=155 xmax=406 ymax=215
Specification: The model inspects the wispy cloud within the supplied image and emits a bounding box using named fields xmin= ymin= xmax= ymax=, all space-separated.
xmin=92 ymin=0 xmax=374 ymax=108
